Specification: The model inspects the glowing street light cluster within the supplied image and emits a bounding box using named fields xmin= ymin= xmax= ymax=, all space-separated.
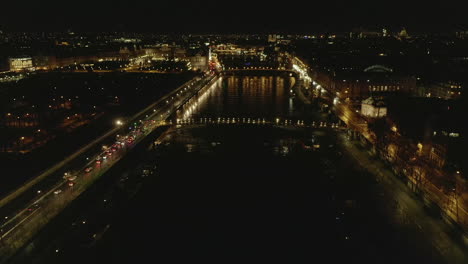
xmin=174 ymin=117 xmax=341 ymax=129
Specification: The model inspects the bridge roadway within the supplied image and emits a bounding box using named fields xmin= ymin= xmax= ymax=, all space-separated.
xmin=220 ymin=68 xmax=295 ymax=76
xmin=0 ymin=72 xmax=220 ymax=263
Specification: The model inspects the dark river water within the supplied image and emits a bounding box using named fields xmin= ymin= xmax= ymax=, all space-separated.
xmin=177 ymin=74 xmax=323 ymax=122
xmin=15 ymin=75 xmax=467 ymax=264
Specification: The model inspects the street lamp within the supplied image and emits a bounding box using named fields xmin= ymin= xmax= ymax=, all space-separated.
xmin=115 ymin=120 xmax=123 ymax=126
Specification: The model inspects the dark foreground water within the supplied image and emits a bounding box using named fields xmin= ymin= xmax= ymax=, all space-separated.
xmin=21 ymin=125 xmax=454 ymax=263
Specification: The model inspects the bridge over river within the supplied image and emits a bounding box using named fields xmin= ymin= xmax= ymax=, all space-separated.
xmin=4 ymin=64 xmax=468 ymax=264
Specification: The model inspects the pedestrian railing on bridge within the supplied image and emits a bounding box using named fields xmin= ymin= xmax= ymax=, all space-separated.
xmin=173 ymin=117 xmax=345 ymax=130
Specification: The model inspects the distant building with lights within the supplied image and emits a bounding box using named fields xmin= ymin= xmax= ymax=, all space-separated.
xmin=398 ymin=28 xmax=409 ymax=39
xmin=312 ymin=64 xmax=416 ymax=102
xmin=425 ymin=80 xmax=463 ymax=99
xmin=268 ymin=34 xmax=277 ymax=43
xmin=9 ymin=57 xmax=34 ymax=72
xmin=361 ymin=97 xmax=387 ymax=118
xmin=350 ymin=28 xmax=383 ymax=39
xmin=455 ymin=29 xmax=468 ymax=39
xmin=187 ymin=48 xmax=208 ymax=71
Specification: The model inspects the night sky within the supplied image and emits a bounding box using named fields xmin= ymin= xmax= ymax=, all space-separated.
xmin=1 ymin=0 xmax=468 ymax=32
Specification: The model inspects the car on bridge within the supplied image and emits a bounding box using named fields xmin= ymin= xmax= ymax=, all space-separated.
xmin=68 ymin=175 xmax=77 ymax=181
xmin=112 ymin=143 xmax=121 ymax=149
xmin=27 ymin=203 xmax=40 ymax=212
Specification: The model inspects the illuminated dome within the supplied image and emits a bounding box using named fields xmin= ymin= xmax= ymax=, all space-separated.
xmin=363 ymin=65 xmax=393 ymax=73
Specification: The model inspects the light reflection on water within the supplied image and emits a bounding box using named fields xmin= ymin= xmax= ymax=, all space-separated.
xmin=178 ymin=75 xmax=310 ymax=120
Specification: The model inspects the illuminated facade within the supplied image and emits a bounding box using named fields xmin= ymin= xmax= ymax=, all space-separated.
xmin=361 ymin=97 xmax=387 ymax=118
xmin=9 ymin=57 xmax=33 ymax=72
xmin=426 ymin=81 xmax=463 ymax=99
xmin=312 ymin=65 xmax=416 ymax=101
xmin=189 ymin=54 xmax=208 ymax=71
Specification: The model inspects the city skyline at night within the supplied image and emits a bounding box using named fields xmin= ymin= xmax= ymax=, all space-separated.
xmin=0 ymin=1 xmax=468 ymax=263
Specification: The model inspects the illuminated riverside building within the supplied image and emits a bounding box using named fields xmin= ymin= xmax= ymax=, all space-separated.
xmin=312 ymin=64 xmax=416 ymax=102
xmin=361 ymin=97 xmax=387 ymax=118
xmin=9 ymin=57 xmax=34 ymax=72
